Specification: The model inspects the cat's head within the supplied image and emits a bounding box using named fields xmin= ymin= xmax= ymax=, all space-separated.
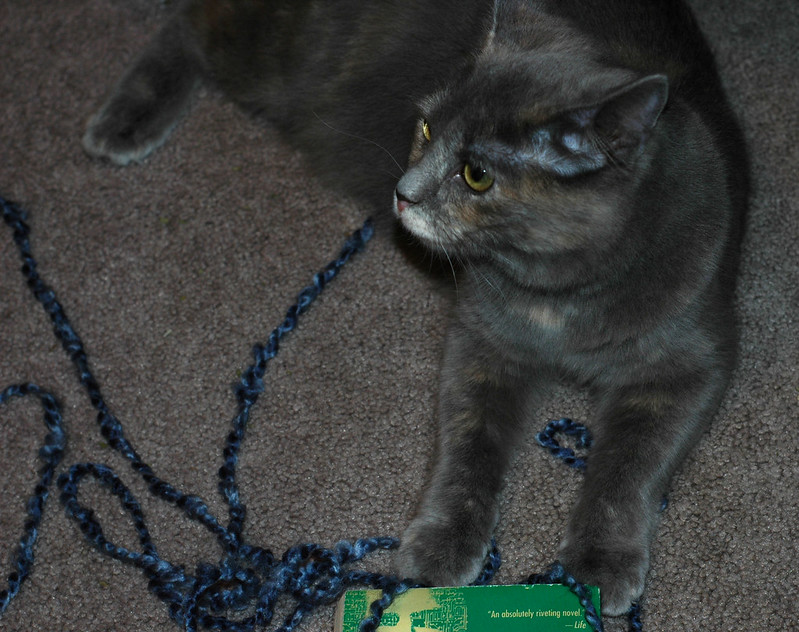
xmin=394 ymin=55 xmax=668 ymax=268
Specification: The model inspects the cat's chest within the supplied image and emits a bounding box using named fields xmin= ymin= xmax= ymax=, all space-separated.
xmin=465 ymin=286 xmax=575 ymax=349
xmin=463 ymin=280 xmax=681 ymax=386
xmin=517 ymin=300 xmax=570 ymax=332
xmin=504 ymin=294 xmax=581 ymax=348
xmin=464 ymin=281 xmax=625 ymax=366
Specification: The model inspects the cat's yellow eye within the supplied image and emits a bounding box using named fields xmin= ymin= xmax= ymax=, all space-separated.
xmin=463 ymin=163 xmax=494 ymax=192
xmin=422 ymin=120 xmax=432 ymax=142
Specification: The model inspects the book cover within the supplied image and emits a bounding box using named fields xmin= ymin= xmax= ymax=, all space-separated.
xmin=335 ymin=584 xmax=601 ymax=632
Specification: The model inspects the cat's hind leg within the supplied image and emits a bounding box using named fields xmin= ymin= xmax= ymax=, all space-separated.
xmin=82 ymin=14 xmax=203 ymax=165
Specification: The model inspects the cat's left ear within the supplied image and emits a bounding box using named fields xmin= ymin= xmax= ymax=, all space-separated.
xmin=572 ymin=74 xmax=669 ymax=163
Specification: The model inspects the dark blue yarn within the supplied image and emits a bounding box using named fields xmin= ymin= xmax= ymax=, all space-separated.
xmin=0 ymin=383 xmax=66 ymax=615
xmin=1 ymin=195 xmax=417 ymax=630
xmin=527 ymin=562 xmax=604 ymax=632
xmin=2 ymin=194 xmax=639 ymax=631
xmin=627 ymin=602 xmax=643 ymax=632
xmin=535 ymin=417 xmax=593 ymax=471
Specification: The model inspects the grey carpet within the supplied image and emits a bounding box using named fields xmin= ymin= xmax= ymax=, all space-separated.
xmin=1 ymin=1 xmax=796 ymax=630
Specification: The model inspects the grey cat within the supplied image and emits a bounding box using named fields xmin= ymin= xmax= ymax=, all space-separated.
xmin=82 ymin=0 xmax=747 ymax=616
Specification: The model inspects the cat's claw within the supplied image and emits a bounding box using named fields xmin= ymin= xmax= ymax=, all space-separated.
xmin=395 ymin=516 xmax=491 ymax=586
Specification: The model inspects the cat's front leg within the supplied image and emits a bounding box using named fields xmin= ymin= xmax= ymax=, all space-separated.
xmin=559 ymin=375 xmax=728 ymax=615
xmin=396 ymin=321 xmax=530 ymax=585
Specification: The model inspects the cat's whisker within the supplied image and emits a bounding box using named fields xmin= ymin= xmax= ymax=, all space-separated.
xmin=372 ymin=168 xmax=403 ymax=185
xmin=311 ymin=110 xmax=406 ymax=178
xmin=440 ymin=245 xmax=459 ymax=294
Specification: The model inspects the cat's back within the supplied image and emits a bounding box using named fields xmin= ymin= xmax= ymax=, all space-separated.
xmin=497 ymin=0 xmax=722 ymax=97
xmin=194 ymin=0 xmax=495 ymax=208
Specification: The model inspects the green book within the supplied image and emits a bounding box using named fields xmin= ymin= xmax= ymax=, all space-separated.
xmin=335 ymin=584 xmax=601 ymax=632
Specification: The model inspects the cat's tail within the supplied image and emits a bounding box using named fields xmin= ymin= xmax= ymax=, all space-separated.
xmin=82 ymin=13 xmax=204 ymax=166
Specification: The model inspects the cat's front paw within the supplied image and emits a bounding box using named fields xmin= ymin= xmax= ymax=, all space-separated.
xmin=558 ymin=540 xmax=648 ymax=617
xmin=395 ymin=515 xmax=491 ymax=586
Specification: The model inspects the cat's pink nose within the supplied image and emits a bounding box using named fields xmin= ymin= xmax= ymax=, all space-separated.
xmin=395 ymin=190 xmax=413 ymax=214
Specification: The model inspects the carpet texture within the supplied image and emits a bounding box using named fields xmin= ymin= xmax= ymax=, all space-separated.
xmin=1 ymin=1 xmax=796 ymax=630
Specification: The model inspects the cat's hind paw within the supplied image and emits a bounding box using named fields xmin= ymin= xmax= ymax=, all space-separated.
xmin=82 ymin=98 xmax=171 ymax=166
xmin=81 ymin=65 xmax=199 ymax=167
xmin=82 ymin=18 xmax=201 ymax=166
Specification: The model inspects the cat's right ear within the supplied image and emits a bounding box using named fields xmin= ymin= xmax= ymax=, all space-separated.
xmin=569 ymin=74 xmax=669 ymax=165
